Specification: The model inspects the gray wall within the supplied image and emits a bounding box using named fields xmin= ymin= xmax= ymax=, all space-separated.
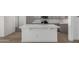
xmin=26 ymin=16 xmax=35 ymax=24
xmin=26 ymin=16 xmax=68 ymax=24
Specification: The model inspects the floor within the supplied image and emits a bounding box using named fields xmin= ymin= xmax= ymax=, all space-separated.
xmin=0 ymin=32 xmax=78 ymax=43
xmin=58 ymin=32 xmax=68 ymax=43
xmin=0 ymin=32 xmax=21 ymax=43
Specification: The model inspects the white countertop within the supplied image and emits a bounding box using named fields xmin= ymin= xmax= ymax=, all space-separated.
xmin=20 ymin=24 xmax=60 ymax=29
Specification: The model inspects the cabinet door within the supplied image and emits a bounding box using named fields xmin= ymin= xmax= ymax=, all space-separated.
xmin=22 ymin=29 xmax=57 ymax=42
xmin=35 ymin=29 xmax=57 ymax=42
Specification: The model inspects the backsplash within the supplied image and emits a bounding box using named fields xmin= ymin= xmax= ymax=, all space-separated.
xmin=26 ymin=16 xmax=68 ymax=24
xmin=34 ymin=16 xmax=68 ymax=19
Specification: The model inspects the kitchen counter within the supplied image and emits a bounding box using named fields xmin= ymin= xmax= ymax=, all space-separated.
xmin=20 ymin=24 xmax=59 ymax=29
xmin=20 ymin=24 xmax=60 ymax=42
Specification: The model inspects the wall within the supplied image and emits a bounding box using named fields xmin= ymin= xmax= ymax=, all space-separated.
xmin=19 ymin=16 xmax=26 ymax=26
xmin=68 ymin=16 xmax=74 ymax=41
xmin=71 ymin=16 xmax=79 ymax=40
xmin=26 ymin=16 xmax=35 ymax=24
xmin=0 ymin=16 xmax=16 ymax=37
xmin=0 ymin=16 xmax=4 ymax=37
xmin=4 ymin=16 xmax=16 ymax=36
xmin=69 ymin=16 xmax=79 ymax=41
xmin=14 ymin=16 xmax=27 ymax=27
xmin=15 ymin=16 xmax=19 ymax=27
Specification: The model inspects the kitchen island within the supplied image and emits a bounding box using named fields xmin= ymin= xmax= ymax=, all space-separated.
xmin=20 ymin=24 xmax=60 ymax=42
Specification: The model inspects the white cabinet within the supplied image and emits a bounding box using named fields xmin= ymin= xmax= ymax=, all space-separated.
xmin=22 ymin=29 xmax=58 ymax=42
xmin=20 ymin=24 xmax=59 ymax=42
